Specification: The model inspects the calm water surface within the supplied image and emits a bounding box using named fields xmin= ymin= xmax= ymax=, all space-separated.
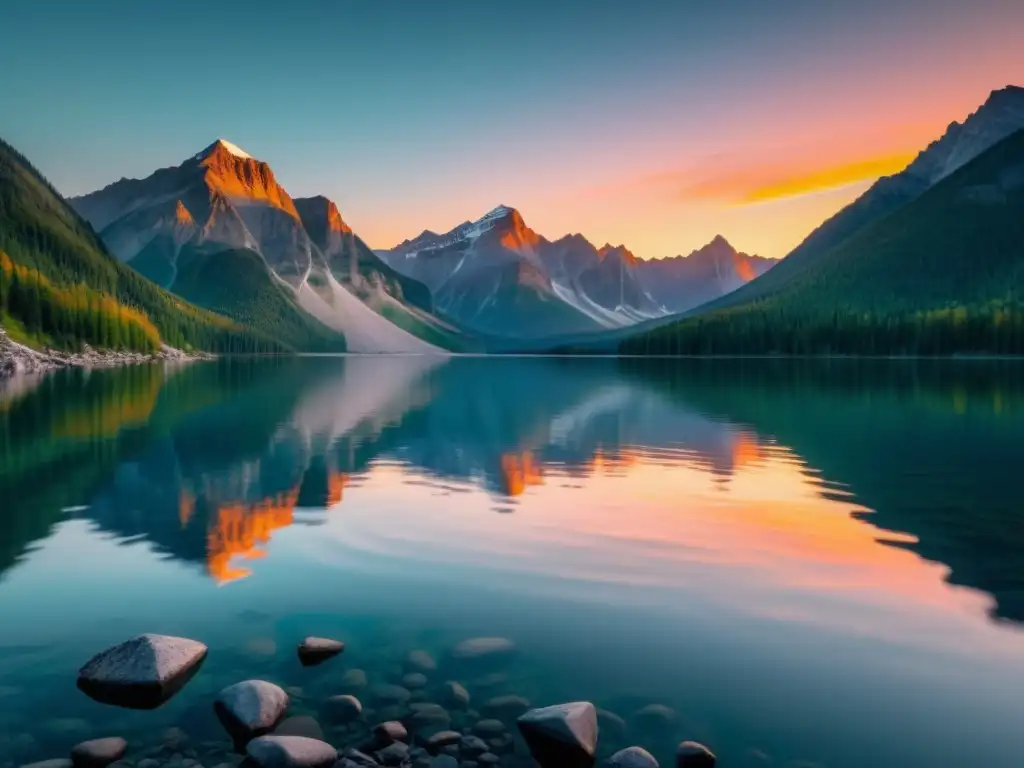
xmin=1 ymin=356 xmax=1023 ymax=767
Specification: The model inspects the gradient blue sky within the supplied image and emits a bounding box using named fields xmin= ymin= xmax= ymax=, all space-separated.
xmin=2 ymin=0 xmax=1022 ymax=258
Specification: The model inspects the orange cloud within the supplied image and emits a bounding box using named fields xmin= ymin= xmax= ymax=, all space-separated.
xmin=678 ymin=151 xmax=917 ymax=205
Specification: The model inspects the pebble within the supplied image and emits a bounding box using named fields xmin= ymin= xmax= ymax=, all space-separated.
xmin=76 ymin=634 xmax=208 ymax=709
xmin=371 ymin=684 xmax=412 ymax=705
xmin=376 ymin=741 xmax=410 ymax=766
xmin=459 ymin=735 xmax=488 ymax=757
xmin=338 ymin=669 xmax=368 ymax=692
xmin=324 ymin=694 xmax=363 ymax=723
xmin=424 ymin=730 xmax=461 ymax=752
xmin=70 ymin=738 xmax=128 ymax=768
xmin=442 ymin=681 xmax=470 ymax=709
xmin=406 ymin=650 xmax=438 ymax=672
xmin=245 ymin=734 xmax=338 ymax=768
xmin=409 ymin=703 xmax=451 ymax=727
xmin=403 ymin=673 xmax=428 ymax=689
xmin=676 ymin=742 xmax=716 ymax=768
xmin=451 ymin=638 xmax=516 ymax=660
xmin=473 ymin=720 xmax=506 ymax=736
xmin=297 ymin=638 xmax=345 ymax=667
xmin=373 ymin=720 xmax=409 ymax=744
xmin=214 ymin=680 xmax=290 ymax=742
xmin=610 ymin=746 xmax=660 ymax=767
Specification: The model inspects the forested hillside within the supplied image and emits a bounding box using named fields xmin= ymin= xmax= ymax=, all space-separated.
xmin=0 ymin=139 xmax=282 ymax=354
xmin=621 ymin=129 xmax=1024 ymax=356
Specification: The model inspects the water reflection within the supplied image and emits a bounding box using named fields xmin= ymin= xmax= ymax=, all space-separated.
xmin=2 ymin=357 xmax=1024 ymax=619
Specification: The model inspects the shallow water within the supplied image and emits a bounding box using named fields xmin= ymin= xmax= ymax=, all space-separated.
xmin=1 ymin=356 xmax=1024 ymax=767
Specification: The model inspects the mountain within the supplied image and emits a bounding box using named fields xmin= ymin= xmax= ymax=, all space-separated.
xmin=621 ymin=127 xmax=1024 ymax=355
xmin=0 ymin=137 xmax=278 ymax=356
xmin=72 ymin=141 xmax=446 ymax=353
xmin=696 ymin=85 xmax=1024 ymax=313
xmin=380 ymin=206 xmax=668 ymax=337
xmin=633 ymin=236 xmax=774 ymax=313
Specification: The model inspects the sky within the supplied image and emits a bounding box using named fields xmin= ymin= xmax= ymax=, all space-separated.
xmin=1 ymin=0 xmax=1023 ymax=259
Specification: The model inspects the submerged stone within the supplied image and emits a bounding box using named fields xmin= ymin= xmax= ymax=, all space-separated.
xmin=516 ymin=701 xmax=597 ymax=768
xmin=373 ymin=720 xmax=409 ymax=744
xmin=214 ymin=679 xmax=289 ymax=743
xmin=324 ymin=694 xmax=363 ymax=723
xmin=406 ymin=650 xmax=438 ymax=672
xmin=481 ymin=694 xmax=530 ymax=719
xmin=77 ymin=634 xmax=207 ymax=709
xmin=441 ymin=680 xmax=470 ymax=709
xmin=246 ymin=734 xmax=337 ymax=768
xmin=70 ymin=737 xmax=128 ymax=768
xmin=274 ymin=715 xmax=324 ymax=740
xmin=610 ymin=746 xmax=660 ymax=767
xmin=297 ymin=637 xmax=344 ymax=667
xmin=451 ymin=638 xmax=516 ymax=660
xmin=676 ymin=741 xmax=716 ymax=768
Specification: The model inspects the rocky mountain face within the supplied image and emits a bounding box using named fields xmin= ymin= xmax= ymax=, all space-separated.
xmin=71 ymin=140 xmax=446 ymax=353
xmin=634 ymin=236 xmax=775 ymax=313
xmin=698 ymin=84 xmax=1024 ymax=313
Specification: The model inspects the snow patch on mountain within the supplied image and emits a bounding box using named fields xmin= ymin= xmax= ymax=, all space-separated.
xmin=296 ymin=272 xmax=444 ymax=354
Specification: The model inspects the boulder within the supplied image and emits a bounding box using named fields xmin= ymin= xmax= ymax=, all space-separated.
xmin=481 ymin=695 xmax=530 ymax=719
xmin=337 ymin=748 xmax=378 ymax=766
xmin=297 ymin=638 xmax=344 ymax=667
xmin=516 ymin=702 xmax=597 ymax=768
xmin=409 ymin=703 xmax=451 ymax=728
xmin=402 ymin=673 xmax=428 ymax=689
xmin=371 ymin=684 xmax=412 ymax=705
xmin=609 ymin=746 xmax=659 ymax=767
xmin=451 ymin=638 xmax=516 ymax=660
xmin=274 ymin=715 xmax=324 ymax=741
xmin=77 ymin=634 xmax=207 ymax=709
xmin=406 ymin=650 xmax=438 ymax=673
xmin=596 ymin=709 xmax=627 ymax=738
xmin=324 ymin=694 xmax=363 ymax=724
xmin=245 ymin=734 xmax=337 ymax=768
xmin=676 ymin=742 xmax=715 ymax=768
xmin=423 ymin=730 xmax=461 ymax=752
xmin=70 ymin=737 xmax=128 ymax=768
xmin=458 ymin=734 xmax=488 ymax=757
xmin=632 ymin=705 xmax=676 ymax=728
xmin=441 ymin=681 xmax=470 ymax=709
xmin=214 ymin=680 xmax=290 ymax=742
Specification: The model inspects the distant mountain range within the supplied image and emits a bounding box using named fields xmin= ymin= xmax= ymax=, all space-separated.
xmin=378 ymin=206 xmax=770 ymax=337
xmin=622 ymin=86 xmax=1024 ymax=356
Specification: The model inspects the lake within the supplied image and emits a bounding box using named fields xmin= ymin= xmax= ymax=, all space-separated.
xmin=1 ymin=356 xmax=1023 ymax=768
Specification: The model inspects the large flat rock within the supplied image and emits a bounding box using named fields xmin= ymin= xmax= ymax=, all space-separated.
xmin=77 ymin=634 xmax=207 ymax=709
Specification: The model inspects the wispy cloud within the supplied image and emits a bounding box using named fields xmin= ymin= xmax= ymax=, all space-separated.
xmin=676 ymin=151 xmax=917 ymax=205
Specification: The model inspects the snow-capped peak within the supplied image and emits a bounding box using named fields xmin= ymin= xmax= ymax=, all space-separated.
xmin=479 ymin=204 xmax=515 ymax=222
xmin=193 ymin=139 xmax=255 ymax=162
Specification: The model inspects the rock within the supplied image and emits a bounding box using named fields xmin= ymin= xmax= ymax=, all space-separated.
xmin=403 ymin=673 xmax=428 ymax=689
xmin=76 ymin=634 xmax=208 ymax=709
xmin=596 ymin=710 xmax=627 ymax=738
xmin=480 ymin=696 xmax=530 ymax=719
xmin=297 ymin=638 xmax=344 ymax=667
xmin=339 ymin=669 xmax=368 ymax=692
xmin=451 ymin=639 xmax=516 ymax=661
xmin=675 ymin=742 xmax=715 ymax=768
xmin=373 ymin=721 xmax=409 ymax=745
xmin=516 ymin=702 xmax=597 ymax=768
xmin=376 ymin=741 xmax=410 ymax=766
xmin=609 ymin=747 xmax=659 ymax=767
xmin=324 ymin=694 xmax=363 ymax=724
xmin=424 ymin=730 xmax=462 ymax=752
xmin=21 ymin=761 xmax=73 ymax=768
xmin=70 ymin=738 xmax=128 ymax=768
xmin=441 ymin=681 xmax=470 ymax=709
xmin=473 ymin=720 xmax=506 ymax=736
xmin=245 ymin=735 xmax=337 ymax=768
xmin=477 ymin=754 xmax=499 ymax=766
xmin=632 ymin=705 xmax=675 ymax=728
xmin=371 ymin=684 xmax=412 ymax=705
xmin=469 ymin=674 xmax=508 ymax=690
xmin=409 ymin=703 xmax=451 ymax=728
xmin=214 ymin=680 xmax=290 ymax=742
xmin=430 ymin=757 xmax=457 ymax=768
xmin=274 ymin=716 xmax=324 ymax=741
xmin=338 ymin=748 xmax=379 ymax=766
xmin=406 ymin=650 xmax=438 ymax=673
xmin=459 ymin=734 xmax=488 ymax=757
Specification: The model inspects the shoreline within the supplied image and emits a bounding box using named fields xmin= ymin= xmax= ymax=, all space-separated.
xmin=0 ymin=328 xmax=215 ymax=379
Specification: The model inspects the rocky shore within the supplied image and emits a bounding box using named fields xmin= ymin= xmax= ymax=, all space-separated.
xmin=13 ymin=633 xmax=717 ymax=768
xmin=0 ymin=327 xmax=213 ymax=379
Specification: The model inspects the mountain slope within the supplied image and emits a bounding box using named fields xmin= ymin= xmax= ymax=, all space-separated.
xmin=696 ymin=84 xmax=1024 ymax=313
xmin=621 ymin=128 xmax=1024 ymax=355
xmin=0 ymin=138 xmax=278 ymax=354
xmin=635 ymin=236 xmax=775 ymax=313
